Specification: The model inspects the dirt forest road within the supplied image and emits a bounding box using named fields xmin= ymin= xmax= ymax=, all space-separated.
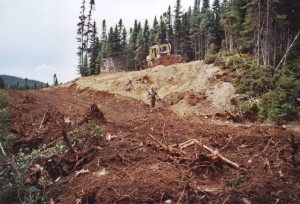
xmin=7 ymin=84 xmax=300 ymax=204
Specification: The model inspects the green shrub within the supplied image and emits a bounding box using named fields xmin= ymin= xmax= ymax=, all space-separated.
xmin=237 ymin=100 xmax=259 ymax=113
xmin=78 ymin=120 xmax=103 ymax=144
xmin=0 ymin=90 xmax=8 ymax=109
xmin=0 ymin=90 xmax=14 ymax=155
xmin=0 ymin=141 xmax=66 ymax=203
xmin=214 ymin=51 xmax=299 ymax=122
xmin=88 ymin=121 xmax=103 ymax=144
xmin=225 ymin=56 xmax=234 ymax=68
xmin=204 ymin=53 xmax=218 ymax=64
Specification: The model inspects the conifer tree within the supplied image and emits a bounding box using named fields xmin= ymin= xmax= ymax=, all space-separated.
xmin=106 ymin=27 xmax=114 ymax=57
xmin=199 ymin=0 xmax=214 ymax=58
xmin=135 ymin=29 xmax=146 ymax=70
xmin=174 ymin=0 xmax=183 ymax=55
xmin=180 ymin=9 xmax=193 ymax=61
xmin=190 ymin=0 xmax=201 ymax=60
xmin=53 ymin=74 xmax=59 ymax=86
xmin=212 ymin=0 xmax=222 ymax=51
xmin=0 ymin=76 xmax=5 ymax=89
xmin=24 ymin=78 xmax=29 ymax=90
xmin=156 ymin=16 xmax=167 ymax=44
xmin=82 ymin=53 xmax=89 ymax=76
xmin=85 ymin=0 xmax=95 ymax=54
xmin=99 ymin=20 xmax=108 ymax=59
xmin=130 ymin=20 xmax=139 ymax=52
xmin=165 ymin=6 xmax=174 ymax=51
xmin=143 ymin=20 xmax=150 ymax=57
xmin=76 ymin=0 xmax=87 ymax=76
xmin=120 ymin=26 xmax=128 ymax=69
xmin=89 ymin=21 xmax=100 ymax=75
xmin=149 ymin=16 xmax=159 ymax=46
xmin=113 ymin=25 xmax=122 ymax=57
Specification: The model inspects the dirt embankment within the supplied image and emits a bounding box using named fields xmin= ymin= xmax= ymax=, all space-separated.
xmin=66 ymin=61 xmax=235 ymax=117
xmin=3 ymin=61 xmax=300 ymax=203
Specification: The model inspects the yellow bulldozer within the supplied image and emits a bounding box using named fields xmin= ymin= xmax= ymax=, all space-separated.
xmin=146 ymin=43 xmax=183 ymax=68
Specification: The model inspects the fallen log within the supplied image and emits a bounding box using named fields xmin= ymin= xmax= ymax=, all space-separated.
xmin=148 ymin=134 xmax=240 ymax=169
xmin=176 ymin=139 xmax=240 ymax=169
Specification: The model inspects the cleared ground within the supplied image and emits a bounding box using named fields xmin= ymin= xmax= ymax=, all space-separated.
xmin=6 ymin=61 xmax=300 ymax=203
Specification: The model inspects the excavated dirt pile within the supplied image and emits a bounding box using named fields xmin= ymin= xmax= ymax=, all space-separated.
xmin=150 ymin=55 xmax=185 ymax=67
xmin=4 ymin=81 xmax=300 ymax=203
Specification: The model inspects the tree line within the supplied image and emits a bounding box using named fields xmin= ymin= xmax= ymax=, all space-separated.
xmin=0 ymin=76 xmax=49 ymax=90
xmin=77 ymin=0 xmax=299 ymax=121
xmin=77 ymin=0 xmax=299 ymax=75
xmin=0 ymin=74 xmax=61 ymax=90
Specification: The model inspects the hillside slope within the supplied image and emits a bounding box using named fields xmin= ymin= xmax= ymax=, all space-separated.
xmin=67 ymin=61 xmax=235 ymax=117
xmin=0 ymin=75 xmax=46 ymax=87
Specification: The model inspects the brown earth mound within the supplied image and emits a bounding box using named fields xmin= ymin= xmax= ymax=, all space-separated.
xmin=150 ymin=55 xmax=185 ymax=67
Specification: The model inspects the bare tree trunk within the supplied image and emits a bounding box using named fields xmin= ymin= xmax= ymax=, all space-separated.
xmin=224 ymin=30 xmax=228 ymax=51
xmin=273 ymin=24 xmax=277 ymax=67
xmin=256 ymin=0 xmax=261 ymax=65
xmin=275 ymin=30 xmax=300 ymax=72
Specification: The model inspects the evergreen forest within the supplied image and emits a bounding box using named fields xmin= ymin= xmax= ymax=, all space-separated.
xmin=77 ymin=0 xmax=300 ymax=121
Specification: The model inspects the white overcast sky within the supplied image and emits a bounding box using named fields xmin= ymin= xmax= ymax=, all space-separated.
xmin=0 ymin=0 xmax=194 ymax=84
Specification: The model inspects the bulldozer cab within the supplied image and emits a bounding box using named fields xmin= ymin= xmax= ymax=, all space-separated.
xmin=147 ymin=44 xmax=171 ymax=67
xmin=100 ymin=58 xmax=115 ymax=72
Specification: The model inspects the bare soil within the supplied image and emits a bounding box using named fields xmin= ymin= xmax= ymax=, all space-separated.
xmin=5 ymin=61 xmax=300 ymax=204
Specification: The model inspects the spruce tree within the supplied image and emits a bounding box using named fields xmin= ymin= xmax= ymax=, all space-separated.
xmin=0 ymin=76 xmax=5 ymax=89
xmin=149 ymin=16 xmax=159 ymax=46
xmin=190 ymin=0 xmax=201 ymax=60
xmin=165 ymin=6 xmax=174 ymax=52
xmin=99 ymin=20 xmax=108 ymax=59
xmin=89 ymin=21 xmax=100 ymax=75
xmin=180 ymin=9 xmax=193 ymax=61
xmin=143 ymin=20 xmax=150 ymax=57
xmin=106 ymin=27 xmax=114 ymax=57
xmin=53 ymin=74 xmax=59 ymax=86
xmin=128 ymin=20 xmax=140 ymax=70
xmin=156 ymin=16 xmax=167 ymax=44
xmin=135 ymin=29 xmax=146 ymax=70
xmin=174 ymin=0 xmax=183 ymax=55
xmin=212 ymin=0 xmax=222 ymax=51
xmin=82 ymin=53 xmax=89 ymax=76
xmin=199 ymin=0 xmax=214 ymax=59
xmin=85 ymin=0 xmax=95 ymax=54
xmin=120 ymin=26 xmax=128 ymax=70
xmin=76 ymin=0 xmax=87 ymax=76
xmin=24 ymin=78 xmax=28 ymax=90
xmin=113 ymin=25 xmax=122 ymax=57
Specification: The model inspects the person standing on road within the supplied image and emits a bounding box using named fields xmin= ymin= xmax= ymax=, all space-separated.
xmin=148 ymin=86 xmax=158 ymax=112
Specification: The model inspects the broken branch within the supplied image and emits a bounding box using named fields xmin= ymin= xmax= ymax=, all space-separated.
xmin=0 ymin=141 xmax=6 ymax=156
xmin=147 ymin=134 xmax=186 ymax=155
xmin=39 ymin=112 xmax=49 ymax=129
xmin=177 ymin=139 xmax=240 ymax=169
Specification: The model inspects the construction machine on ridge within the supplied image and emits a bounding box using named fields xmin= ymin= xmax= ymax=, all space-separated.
xmin=146 ymin=44 xmax=184 ymax=68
